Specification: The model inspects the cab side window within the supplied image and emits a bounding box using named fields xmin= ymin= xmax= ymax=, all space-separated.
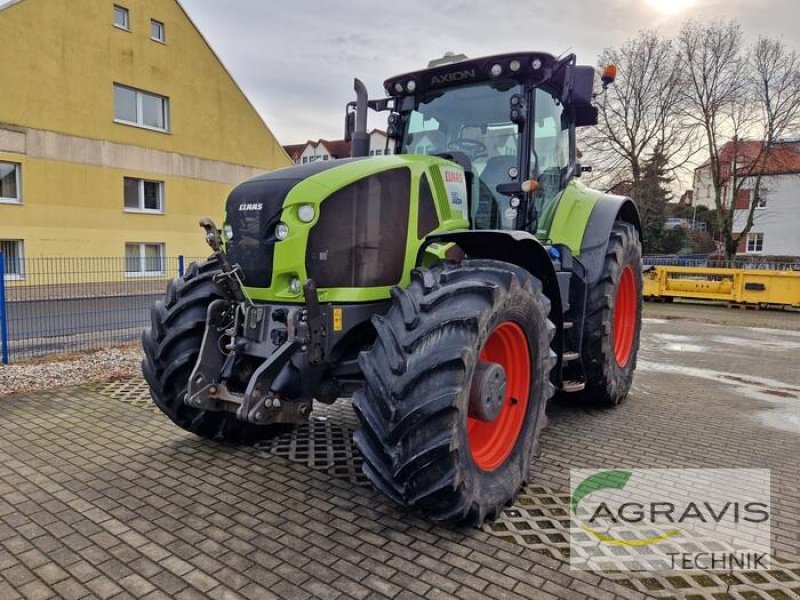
xmin=531 ymin=90 xmax=569 ymax=208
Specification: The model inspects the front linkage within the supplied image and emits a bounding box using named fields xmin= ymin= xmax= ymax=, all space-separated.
xmin=186 ymin=219 xmax=327 ymax=426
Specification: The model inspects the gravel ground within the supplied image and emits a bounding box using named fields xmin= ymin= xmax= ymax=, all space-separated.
xmin=0 ymin=345 xmax=142 ymax=397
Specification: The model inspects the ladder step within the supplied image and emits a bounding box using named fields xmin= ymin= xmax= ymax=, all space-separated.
xmin=562 ymin=351 xmax=580 ymax=362
xmin=562 ymin=380 xmax=586 ymax=393
xmin=563 ymin=321 xmax=574 ymax=330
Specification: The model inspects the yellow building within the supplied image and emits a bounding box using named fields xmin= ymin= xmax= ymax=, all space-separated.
xmin=0 ymin=0 xmax=290 ymax=278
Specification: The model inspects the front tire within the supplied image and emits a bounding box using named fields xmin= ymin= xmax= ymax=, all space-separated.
xmin=581 ymin=222 xmax=643 ymax=406
xmin=142 ymin=259 xmax=288 ymax=443
xmin=353 ymin=260 xmax=555 ymax=525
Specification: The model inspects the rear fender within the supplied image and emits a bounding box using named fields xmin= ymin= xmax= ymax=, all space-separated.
xmin=578 ymin=197 xmax=641 ymax=285
xmin=548 ymin=182 xmax=641 ymax=285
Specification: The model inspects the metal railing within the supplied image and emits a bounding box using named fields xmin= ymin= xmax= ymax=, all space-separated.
xmin=644 ymin=255 xmax=800 ymax=271
xmin=0 ymin=254 xmax=205 ymax=363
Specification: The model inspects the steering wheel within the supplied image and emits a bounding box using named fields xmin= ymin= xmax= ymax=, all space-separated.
xmin=447 ymin=138 xmax=487 ymax=159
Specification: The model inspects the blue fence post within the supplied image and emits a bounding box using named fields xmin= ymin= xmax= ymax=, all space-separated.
xmin=0 ymin=253 xmax=9 ymax=365
xmin=178 ymin=255 xmax=185 ymax=278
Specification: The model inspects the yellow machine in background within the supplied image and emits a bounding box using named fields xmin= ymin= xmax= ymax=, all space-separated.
xmin=643 ymin=266 xmax=800 ymax=308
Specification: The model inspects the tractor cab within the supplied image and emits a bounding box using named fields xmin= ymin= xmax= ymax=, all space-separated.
xmin=352 ymin=52 xmax=600 ymax=236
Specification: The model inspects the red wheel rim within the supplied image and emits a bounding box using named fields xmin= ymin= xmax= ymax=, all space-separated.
xmin=467 ymin=322 xmax=531 ymax=471
xmin=613 ymin=265 xmax=637 ymax=367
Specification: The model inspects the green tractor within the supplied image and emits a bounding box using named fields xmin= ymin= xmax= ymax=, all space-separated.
xmin=142 ymin=52 xmax=642 ymax=524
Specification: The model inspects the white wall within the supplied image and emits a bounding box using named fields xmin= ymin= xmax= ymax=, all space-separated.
xmin=733 ymin=173 xmax=800 ymax=255
xmin=368 ymin=131 xmax=392 ymax=156
xmin=692 ymin=167 xmax=719 ymax=209
xmin=298 ymin=144 xmax=331 ymax=164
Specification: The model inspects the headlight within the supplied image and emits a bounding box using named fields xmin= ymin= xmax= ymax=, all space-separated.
xmin=297 ymin=204 xmax=315 ymax=223
xmin=275 ymin=222 xmax=289 ymax=240
xmin=288 ymin=277 xmax=301 ymax=295
xmin=223 ymin=224 xmax=233 ymax=240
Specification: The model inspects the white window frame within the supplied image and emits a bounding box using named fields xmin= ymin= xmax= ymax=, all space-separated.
xmin=125 ymin=242 xmax=166 ymax=277
xmin=114 ymin=84 xmax=170 ymax=132
xmin=746 ymin=232 xmax=764 ymax=254
xmin=754 ymin=191 xmax=767 ymax=209
xmin=123 ymin=177 xmax=165 ymax=214
xmin=0 ymin=240 xmax=25 ymax=281
xmin=0 ymin=161 xmax=22 ymax=204
xmin=150 ymin=19 xmax=165 ymax=43
xmin=113 ymin=5 xmax=130 ymax=30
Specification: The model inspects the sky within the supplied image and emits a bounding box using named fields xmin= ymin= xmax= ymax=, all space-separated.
xmin=179 ymin=0 xmax=800 ymax=146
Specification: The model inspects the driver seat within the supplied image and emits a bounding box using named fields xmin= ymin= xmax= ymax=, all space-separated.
xmin=475 ymin=155 xmax=516 ymax=228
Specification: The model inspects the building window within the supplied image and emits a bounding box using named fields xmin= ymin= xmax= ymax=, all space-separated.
xmin=323 ymin=155 xmax=329 ymax=160
xmin=302 ymin=157 xmax=308 ymax=164
xmin=755 ymin=193 xmax=767 ymax=209
xmin=125 ymin=242 xmax=165 ymax=276
xmin=0 ymin=240 xmax=24 ymax=280
xmin=114 ymin=84 xmax=170 ymax=132
xmin=746 ymin=232 xmax=764 ymax=253
xmin=124 ymin=177 xmax=164 ymax=213
xmin=113 ymin=5 xmax=130 ymax=30
xmin=0 ymin=161 xmax=21 ymax=203
xmin=150 ymin=19 xmax=165 ymax=42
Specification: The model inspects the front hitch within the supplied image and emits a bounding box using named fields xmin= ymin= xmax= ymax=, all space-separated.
xmin=184 ymin=274 xmax=327 ymax=427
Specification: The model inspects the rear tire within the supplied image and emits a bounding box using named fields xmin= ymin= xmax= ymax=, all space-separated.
xmin=353 ymin=260 xmax=555 ymax=525
xmin=142 ymin=258 xmax=289 ymax=443
xmin=581 ymin=222 xmax=643 ymax=406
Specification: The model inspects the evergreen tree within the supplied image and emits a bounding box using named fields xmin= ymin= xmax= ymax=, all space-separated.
xmin=634 ymin=144 xmax=672 ymax=254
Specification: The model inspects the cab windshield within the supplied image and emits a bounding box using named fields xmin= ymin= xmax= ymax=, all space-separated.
xmin=401 ymin=80 xmax=522 ymax=229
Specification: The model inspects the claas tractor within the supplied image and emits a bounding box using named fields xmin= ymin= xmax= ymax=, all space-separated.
xmin=142 ymin=52 xmax=642 ymax=525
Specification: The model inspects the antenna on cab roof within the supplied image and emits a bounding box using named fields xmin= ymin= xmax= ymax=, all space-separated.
xmin=427 ymin=52 xmax=469 ymax=68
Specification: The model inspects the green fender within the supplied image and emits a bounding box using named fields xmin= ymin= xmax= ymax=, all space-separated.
xmin=545 ymin=180 xmax=641 ymax=284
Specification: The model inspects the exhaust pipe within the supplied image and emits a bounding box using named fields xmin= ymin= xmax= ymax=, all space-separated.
xmin=351 ymin=78 xmax=370 ymax=158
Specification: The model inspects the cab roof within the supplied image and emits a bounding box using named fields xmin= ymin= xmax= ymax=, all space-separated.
xmin=384 ymin=52 xmax=562 ymax=97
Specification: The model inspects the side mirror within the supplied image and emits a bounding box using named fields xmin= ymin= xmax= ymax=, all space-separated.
xmin=569 ymin=66 xmax=596 ymax=105
xmin=344 ymin=108 xmax=355 ymax=142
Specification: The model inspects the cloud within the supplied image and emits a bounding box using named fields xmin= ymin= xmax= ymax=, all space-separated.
xmin=180 ymin=0 xmax=800 ymax=144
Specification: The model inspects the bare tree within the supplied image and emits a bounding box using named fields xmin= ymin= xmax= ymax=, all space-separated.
xmin=584 ymin=30 xmax=695 ymax=196
xmin=678 ymin=21 xmax=800 ymax=259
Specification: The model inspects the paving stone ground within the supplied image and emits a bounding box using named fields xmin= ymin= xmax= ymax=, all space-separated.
xmin=0 ymin=303 xmax=799 ymax=600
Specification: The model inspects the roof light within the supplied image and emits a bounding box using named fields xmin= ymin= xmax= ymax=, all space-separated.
xmin=490 ymin=63 xmax=503 ymax=78
xmin=531 ymin=58 xmax=542 ymax=70
xmin=394 ymin=82 xmax=404 ymax=93
xmin=509 ymin=59 xmax=521 ymax=72
xmin=601 ymin=64 xmax=618 ymax=88
xmin=407 ymin=80 xmax=417 ymax=92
